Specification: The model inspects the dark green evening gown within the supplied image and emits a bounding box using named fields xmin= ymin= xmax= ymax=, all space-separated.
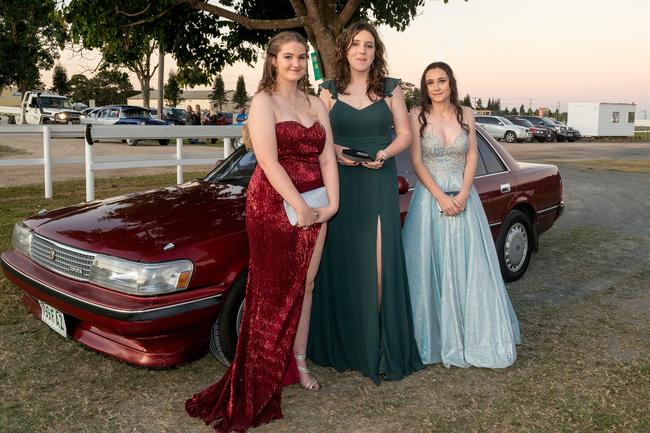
xmin=307 ymin=78 xmax=423 ymax=384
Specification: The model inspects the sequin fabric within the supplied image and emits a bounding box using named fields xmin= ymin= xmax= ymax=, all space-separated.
xmin=402 ymin=130 xmax=521 ymax=368
xmin=185 ymin=121 xmax=325 ymax=432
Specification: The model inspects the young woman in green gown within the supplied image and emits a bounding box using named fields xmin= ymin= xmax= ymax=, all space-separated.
xmin=307 ymin=22 xmax=423 ymax=384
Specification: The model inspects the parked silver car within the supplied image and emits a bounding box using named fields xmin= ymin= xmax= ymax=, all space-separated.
xmin=475 ymin=115 xmax=532 ymax=143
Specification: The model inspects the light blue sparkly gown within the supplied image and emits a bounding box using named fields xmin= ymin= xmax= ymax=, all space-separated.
xmin=403 ymin=130 xmax=521 ymax=368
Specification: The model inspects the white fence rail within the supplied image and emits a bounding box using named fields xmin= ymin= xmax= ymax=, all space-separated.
xmin=0 ymin=124 xmax=243 ymax=200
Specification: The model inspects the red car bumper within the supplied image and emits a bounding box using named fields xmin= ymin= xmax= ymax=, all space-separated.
xmin=1 ymin=250 xmax=224 ymax=367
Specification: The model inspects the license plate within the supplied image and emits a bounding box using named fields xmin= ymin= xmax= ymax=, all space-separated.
xmin=39 ymin=301 xmax=67 ymax=337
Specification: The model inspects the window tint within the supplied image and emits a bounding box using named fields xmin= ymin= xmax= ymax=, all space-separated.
xmin=477 ymin=135 xmax=506 ymax=175
xmin=205 ymin=147 xmax=257 ymax=184
xmin=628 ymin=112 xmax=635 ymax=123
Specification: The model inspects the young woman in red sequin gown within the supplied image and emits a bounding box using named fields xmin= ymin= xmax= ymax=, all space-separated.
xmin=185 ymin=32 xmax=339 ymax=432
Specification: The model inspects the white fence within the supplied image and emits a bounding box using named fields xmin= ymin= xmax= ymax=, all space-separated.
xmin=0 ymin=124 xmax=243 ymax=200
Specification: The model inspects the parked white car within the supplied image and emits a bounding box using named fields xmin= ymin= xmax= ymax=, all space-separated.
xmin=475 ymin=115 xmax=532 ymax=143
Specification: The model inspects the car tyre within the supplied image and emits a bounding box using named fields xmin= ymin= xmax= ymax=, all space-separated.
xmin=209 ymin=271 xmax=247 ymax=366
xmin=504 ymin=131 xmax=517 ymax=143
xmin=158 ymin=139 xmax=169 ymax=146
xmin=496 ymin=209 xmax=532 ymax=282
xmin=125 ymin=138 xmax=137 ymax=146
xmin=557 ymin=136 xmax=566 ymax=142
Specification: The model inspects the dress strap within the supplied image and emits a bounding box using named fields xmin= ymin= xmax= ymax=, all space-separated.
xmin=383 ymin=77 xmax=401 ymax=97
xmin=319 ymin=80 xmax=338 ymax=100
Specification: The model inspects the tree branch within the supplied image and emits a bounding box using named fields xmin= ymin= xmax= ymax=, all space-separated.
xmin=337 ymin=0 xmax=362 ymax=27
xmin=188 ymin=0 xmax=311 ymax=30
xmin=116 ymin=1 xmax=153 ymax=17
xmin=122 ymin=1 xmax=184 ymax=28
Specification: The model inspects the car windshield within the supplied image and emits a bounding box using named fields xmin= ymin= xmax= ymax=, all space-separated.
xmin=204 ymin=147 xmax=257 ymax=185
xmin=497 ymin=117 xmax=513 ymax=125
xmin=514 ymin=118 xmax=534 ymax=127
xmin=122 ymin=108 xmax=151 ymax=118
xmin=38 ymin=97 xmax=72 ymax=109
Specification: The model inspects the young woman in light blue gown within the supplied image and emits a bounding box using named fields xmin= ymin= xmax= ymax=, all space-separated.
xmin=403 ymin=62 xmax=521 ymax=368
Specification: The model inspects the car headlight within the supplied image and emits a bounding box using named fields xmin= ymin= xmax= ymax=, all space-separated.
xmin=89 ymin=255 xmax=193 ymax=296
xmin=12 ymin=223 xmax=33 ymax=256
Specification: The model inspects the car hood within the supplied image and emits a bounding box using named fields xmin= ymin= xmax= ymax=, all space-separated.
xmin=26 ymin=180 xmax=247 ymax=261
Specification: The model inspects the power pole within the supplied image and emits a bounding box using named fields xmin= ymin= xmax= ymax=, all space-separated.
xmin=157 ymin=44 xmax=164 ymax=119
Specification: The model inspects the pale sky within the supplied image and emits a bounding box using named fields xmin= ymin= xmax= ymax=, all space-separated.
xmin=47 ymin=0 xmax=650 ymax=117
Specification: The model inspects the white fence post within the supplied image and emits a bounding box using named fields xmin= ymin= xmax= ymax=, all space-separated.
xmin=176 ymin=137 xmax=183 ymax=184
xmin=224 ymin=137 xmax=232 ymax=158
xmin=84 ymin=126 xmax=95 ymax=201
xmin=42 ymin=125 xmax=53 ymax=198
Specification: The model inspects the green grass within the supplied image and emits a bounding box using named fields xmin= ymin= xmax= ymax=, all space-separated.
xmin=1 ymin=175 xmax=649 ymax=432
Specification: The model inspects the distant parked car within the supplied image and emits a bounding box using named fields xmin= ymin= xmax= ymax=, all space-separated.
xmin=504 ymin=116 xmax=554 ymax=143
xmin=519 ymin=116 xmax=569 ymax=142
xmin=80 ymin=107 xmax=101 ymax=124
xmin=86 ymin=105 xmax=170 ymax=146
xmin=149 ymin=107 xmax=188 ymax=125
xmin=1 ymin=128 xmax=564 ymax=368
xmin=549 ymin=119 xmax=581 ymax=142
xmin=475 ymin=115 xmax=532 ymax=143
xmin=204 ymin=112 xmax=233 ymax=126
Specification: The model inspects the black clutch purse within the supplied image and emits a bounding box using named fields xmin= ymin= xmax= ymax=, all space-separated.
xmin=341 ymin=148 xmax=374 ymax=163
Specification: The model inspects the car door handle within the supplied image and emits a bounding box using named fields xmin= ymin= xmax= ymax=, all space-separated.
xmin=500 ymin=183 xmax=511 ymax=193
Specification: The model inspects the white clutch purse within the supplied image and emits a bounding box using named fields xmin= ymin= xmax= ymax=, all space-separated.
xmin=283 ymin=186 xmax=328 ymax=226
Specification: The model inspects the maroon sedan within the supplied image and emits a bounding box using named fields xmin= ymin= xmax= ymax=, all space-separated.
xmin=1 ymin=129 xmax=563 ymax=368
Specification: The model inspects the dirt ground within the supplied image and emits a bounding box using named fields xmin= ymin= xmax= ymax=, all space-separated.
xmin=1 ymin=139 xmax=649 ymax=432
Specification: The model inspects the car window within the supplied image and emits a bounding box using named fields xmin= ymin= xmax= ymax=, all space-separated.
xmin=205 ymin=147 xmax=257 ymax=184
xmin=477 ymin=135 xmax=506 ymax=175
xmin=485 ymin=117 xmax=498 ymax=125
xmin=122 ymin=108 xmax=150 ymax=118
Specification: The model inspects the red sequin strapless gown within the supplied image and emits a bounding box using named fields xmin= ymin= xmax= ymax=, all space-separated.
xmin=186 ymin=121 xmax=326 ymax=432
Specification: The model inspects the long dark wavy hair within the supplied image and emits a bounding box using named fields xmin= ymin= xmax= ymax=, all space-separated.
xmin=333 ymin=22 xmax=389 ymax=100
xmin=417 ymin=62 xmax=468 ymax=138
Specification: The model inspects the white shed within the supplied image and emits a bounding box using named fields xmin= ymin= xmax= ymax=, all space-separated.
xmin=567 ymin=102 xmax=636 ymax=137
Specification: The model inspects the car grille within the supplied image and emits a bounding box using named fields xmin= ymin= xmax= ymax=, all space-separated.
xmin=30 ymin=234 xmax=95 ymax=281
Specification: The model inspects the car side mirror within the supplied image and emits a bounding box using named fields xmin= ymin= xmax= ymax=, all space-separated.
xmin=397 ymin=176 xmax=409 ymax=195
xmin=498 ymin=122 xmax=504 ymax=126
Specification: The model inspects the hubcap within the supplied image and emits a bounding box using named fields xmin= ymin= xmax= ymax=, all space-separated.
xmin=506 ymin=132 xmax=515 ymax=143
xmin=504 ymin=222 xmax=528 ymax=272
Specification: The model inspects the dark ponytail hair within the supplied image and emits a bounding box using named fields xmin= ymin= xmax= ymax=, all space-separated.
xmin=417 ymin=62 xmax=469 ymax=138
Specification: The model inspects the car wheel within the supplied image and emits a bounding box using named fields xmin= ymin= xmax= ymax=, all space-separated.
xmin=535 ymin=137 xmax=546 ymax=143
xmin=126 ymin=138 xmax=137 ymax=146
xmin=209 ymin=271 xmax=247 ymax=366
xmin=496 ymin=209 xmax=532 ymax=282
xmin=557 ymin=136 xmax=566 ymax=142
xmin=568 ymin=138 xmax=575 ymax=142
xmin=158 ymin=139 xmax=169 ymax=146
xmin=504 ymin=131 xmax=517 ymax=143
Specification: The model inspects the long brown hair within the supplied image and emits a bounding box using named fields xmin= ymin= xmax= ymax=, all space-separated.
xmin=333 ymin=22 xmax=388 ymax=100
xmin=245 ymin=31 xmax=311 ymax=151
xmin=417 ymin=62 xmax=468 ymax=138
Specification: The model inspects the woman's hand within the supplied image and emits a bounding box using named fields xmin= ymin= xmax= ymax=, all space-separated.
xmin=437 ymin=194 xmax=461 ymax=216
xmin=314 ymin=205 xmax=337 ymax=223
xmin=361 ymin=149 xmax=388 ymax=170
xmin=295 ymin=204 xmax=319 ymax=228
xmin=334 ymin=144 xmax=358 ymax=166
xmin=451 ymin=191 xmax=469 ymax=213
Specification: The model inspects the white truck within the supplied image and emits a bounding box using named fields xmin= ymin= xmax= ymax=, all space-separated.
xmin=0 ymin=90 xmax=81 ymax=125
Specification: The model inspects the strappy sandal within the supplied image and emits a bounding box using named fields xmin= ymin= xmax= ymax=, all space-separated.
xmin=295 ymin=354 xmax=321 ymax=391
